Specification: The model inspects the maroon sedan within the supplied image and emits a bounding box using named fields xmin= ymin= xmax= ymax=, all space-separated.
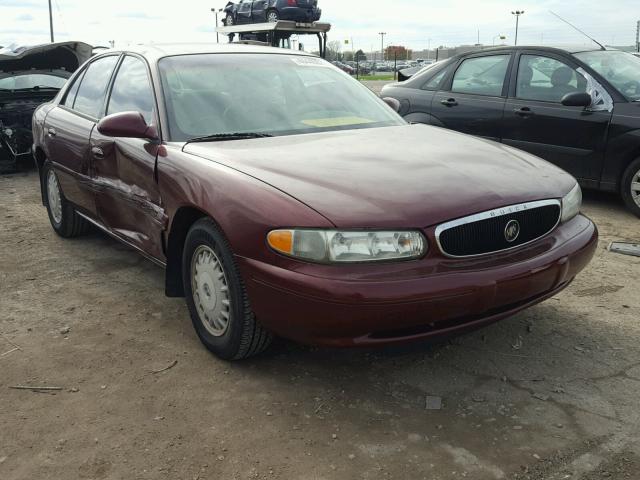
xmin=32 ymin=44 xmax=597 ymax=360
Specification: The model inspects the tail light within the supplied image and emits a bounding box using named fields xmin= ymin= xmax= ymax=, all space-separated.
xmin=287 ymin=0 xmax=297 ymax=5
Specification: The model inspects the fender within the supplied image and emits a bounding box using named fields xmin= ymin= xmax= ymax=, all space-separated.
xmin=403 ymin=112 xmax=445 ymax=127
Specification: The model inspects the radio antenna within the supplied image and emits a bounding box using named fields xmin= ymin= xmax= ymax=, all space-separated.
xmin=549 ymin=11 xmax=606 ymax=50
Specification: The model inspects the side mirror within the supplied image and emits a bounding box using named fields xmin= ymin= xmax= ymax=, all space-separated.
xmin=382 ymin=97 xmax=401 ymax=113
xmin=561 ymin=92 xmax=592 ymax=108
xmin=97 ymin=111 xmax=158 ymax=140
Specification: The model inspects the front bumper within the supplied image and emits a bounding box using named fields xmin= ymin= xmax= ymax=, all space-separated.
xmin=238 ymin=215 xmax=598 ymax=347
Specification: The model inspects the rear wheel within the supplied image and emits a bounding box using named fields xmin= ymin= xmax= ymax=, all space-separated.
xmin=43 ymin=162 xmax=89 ymax=238
xmin=182 ymin=218 xmax=272 ymax=360
xmin=621 ymin=158 xmax=640 ymax=218
xmin=266 ymin=9 xmax=279 ymax=22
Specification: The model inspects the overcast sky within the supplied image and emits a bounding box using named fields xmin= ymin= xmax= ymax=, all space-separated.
xmin=1 ymin=0 xmax=638 ymax=53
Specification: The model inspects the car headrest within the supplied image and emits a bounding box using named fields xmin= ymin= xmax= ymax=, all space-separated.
xmin=551 ymin=67 xmax=573 ymax=87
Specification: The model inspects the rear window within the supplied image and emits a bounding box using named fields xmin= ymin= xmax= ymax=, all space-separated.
xmin=0 ymin=73 xmax=68 ymax=90
xmin=73 ymin=55 xmax=119 ymax=118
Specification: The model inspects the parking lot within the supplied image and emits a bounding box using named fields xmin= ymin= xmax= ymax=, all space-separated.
xmin=1 ymin=168 xmax=639 ymax=480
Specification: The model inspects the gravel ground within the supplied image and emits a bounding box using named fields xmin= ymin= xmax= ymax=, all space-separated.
xmin=1 ymin=169 xmax=639 ymax=480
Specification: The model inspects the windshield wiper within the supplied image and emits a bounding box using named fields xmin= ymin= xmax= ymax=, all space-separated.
xmin=185 ymin=132 xmax=273 ymax=144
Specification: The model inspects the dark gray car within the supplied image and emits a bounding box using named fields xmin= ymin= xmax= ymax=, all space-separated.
xmin=381 ymin=46 xmax=640 ymax=217
xmin=223 ymin=0 xmax=321 ymax=25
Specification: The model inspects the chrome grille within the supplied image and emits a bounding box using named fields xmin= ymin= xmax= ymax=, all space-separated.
xmin=435 ymin=200 xmax=561 ymax=258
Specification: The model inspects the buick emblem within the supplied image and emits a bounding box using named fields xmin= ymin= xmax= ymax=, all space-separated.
xmin=504 ymin=220 xmax=521 ymax=243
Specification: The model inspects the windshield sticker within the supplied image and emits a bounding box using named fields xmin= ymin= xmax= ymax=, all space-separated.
xmin=301 ymin=117 xmax=375 ymax=128
xmin=290 ymin=56 xmax=330 ymax=67
xmin=577 ymin=67 xmax=614 ymax=112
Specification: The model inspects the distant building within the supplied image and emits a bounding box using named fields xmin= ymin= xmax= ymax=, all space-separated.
xmin=385 ymin=45 xmax=413 ymax=61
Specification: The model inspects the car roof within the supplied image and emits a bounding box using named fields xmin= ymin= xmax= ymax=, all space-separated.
xmin=458 ymin=45 xmax=607 ymax=56
xmin=103 ymin=43 xmax=316 ymax=63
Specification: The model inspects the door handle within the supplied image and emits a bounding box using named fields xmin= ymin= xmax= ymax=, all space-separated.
xmin=91 ymin=146 xmax=104 ymax=159
xmin=440 ymin=98 xmax=458 ymax=107
xmin=47 ymin=127 xmax=56 ymax=137
xmin=514 ymin=107 xmax=533 ymax=117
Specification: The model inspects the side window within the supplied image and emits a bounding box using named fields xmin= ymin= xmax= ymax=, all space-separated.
xmin=73 ymin=55 xmax=119 ymax=118
xmin=107 ymin=56 xmax=155 ymax=123
xmin=421 ymin=67 xmax=449 ymax=91
xmin=451 ymin=55 xmax=510 ymax=96
xmin=516 ymin=55 xmax=587 ymax=103
xmin=62 ymin=71 xmax=83 ymax=108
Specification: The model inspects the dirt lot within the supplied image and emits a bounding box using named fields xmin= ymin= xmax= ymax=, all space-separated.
xmin=1 ymin=169 xmax=639 ymax=480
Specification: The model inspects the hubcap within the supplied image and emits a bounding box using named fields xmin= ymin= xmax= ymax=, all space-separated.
xmin=226 ymin=15 xmax=234 ymax=25
xmin=267 ymin=12 xmax=278 ymax=22
xmin=632 ymin=169 xmax=640 ymax=208
xmin=191 ymin=245 xmax=231 ymax=337
xmin=47 ymin=170 xmax=63 ymax=225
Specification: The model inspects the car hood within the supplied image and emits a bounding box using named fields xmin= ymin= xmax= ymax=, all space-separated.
xmin=0 ymin=41 xmax=93 ymax=74
xmin=184 ymin=125 xmax=576 ymax=228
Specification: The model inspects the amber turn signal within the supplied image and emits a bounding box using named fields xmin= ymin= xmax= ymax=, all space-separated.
xmin=267 ymin=230 xmax=293 ymax=255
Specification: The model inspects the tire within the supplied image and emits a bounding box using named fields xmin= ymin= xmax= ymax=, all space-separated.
xmin=182 ymin=218 xmax=272 ymax=360
xmin=224 ymin=13 xmax=234 ymax=26
xmin=42 ymin=162 xmax=90 ymax=238
xmin=266 ymin=9 xmax=279 ymax=23
xmin=621 ymin=158 xmax=640 ymax=218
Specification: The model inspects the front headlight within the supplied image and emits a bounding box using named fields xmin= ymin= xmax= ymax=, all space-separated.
xmin=561 ymin=183 xmax=582 ymax=223
xmin=267 ymin=229 xmax=427 ymax=263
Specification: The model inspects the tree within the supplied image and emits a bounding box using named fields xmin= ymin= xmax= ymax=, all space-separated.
xmin=326 ymin=40 xmax=342 ymax=61
xmin=385 ymin=45 xmax=412 ymax=61
xmin=355 ymin=49 xmax=367 ymax=62
xmin=343 ymin=51 xmax=354 ymax=62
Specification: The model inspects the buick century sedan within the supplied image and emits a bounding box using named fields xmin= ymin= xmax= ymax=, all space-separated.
xmin=32 ymin=44 xmax=597 ymax=360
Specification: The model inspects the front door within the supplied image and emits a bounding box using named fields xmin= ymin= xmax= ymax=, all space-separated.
xmin=90 ymin=55 xmax=165 ymax=260
xmin=502 ymin=52 xmax=612 ymax=181
xmin=431 ymin=53 xmax=512 ymax=141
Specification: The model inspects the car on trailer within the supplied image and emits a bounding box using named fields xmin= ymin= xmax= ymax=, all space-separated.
xmin=223 ymin=0 xmax=321 ymax=26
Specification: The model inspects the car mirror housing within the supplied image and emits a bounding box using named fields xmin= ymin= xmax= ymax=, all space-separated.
xmin=561 ymin=92 xmax=592 ymax=108
xmin=382 ymin=97 xmax=401 ymax=113
xmin=97 ymin=111 xmax=159 ymax=141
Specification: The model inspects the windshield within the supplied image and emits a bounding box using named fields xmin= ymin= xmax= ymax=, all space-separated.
xmin=158 ymin=53 xmax=405 ymax=141
xmin=575 ymin=51 xmax=640 ymax=101
xmin=0 ymin=72 xmax=68 ymax=90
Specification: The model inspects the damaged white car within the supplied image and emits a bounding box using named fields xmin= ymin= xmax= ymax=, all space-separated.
xmin=0 ymin=41 xmax=92 ymax=171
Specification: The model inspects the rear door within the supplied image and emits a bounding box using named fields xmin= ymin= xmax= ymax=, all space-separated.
xmin=43 ymin=55 xmax=120 ymax=217
xmin=502 ymin=51 xmax=612 ymax=181
xmin=89 ymin=54 xmax=165 ymax=260
xmin=431 ymin=53 xmax=512 ymax=141
xmin=251 ymin=0 xmax=268 ymax=21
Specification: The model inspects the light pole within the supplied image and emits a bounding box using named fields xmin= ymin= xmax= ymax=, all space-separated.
xmin=511 ymin=10 xmax=524 ymax=46
xmin=379 ymin=32 xmax=386 ymax=62
xmin=211 ymin=8 xmax=224 ymax=43
xmin=427 ymin=38 xmax=431 ymax=60
xmin=48 ymin=0 xmax=54 ymax=42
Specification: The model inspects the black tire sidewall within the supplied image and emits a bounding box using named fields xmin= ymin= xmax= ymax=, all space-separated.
xmin=621 ymin=158 xmax=640 ymax=218
xmin=182 ymin=219 xmax=247 ymax=360
xmin=42 ymin=162 xmax=71 ymax=235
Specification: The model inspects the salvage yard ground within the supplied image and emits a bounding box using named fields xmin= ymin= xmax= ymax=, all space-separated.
xmin=1 ymin=166 xmax=639 ymax=479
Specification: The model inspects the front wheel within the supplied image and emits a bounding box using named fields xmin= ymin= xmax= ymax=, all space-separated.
xmin=266 ymin=10 xmax=279 ymax=23
xmin=621 ymin=158 xmax=640 ymax=218
xmin=182 ymin=218 xmax=272 ymax=360
xmin=42 ymin=162 xmax=89 ymax=238
xmin=224 ymin=13 xmax=234 ymax=26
